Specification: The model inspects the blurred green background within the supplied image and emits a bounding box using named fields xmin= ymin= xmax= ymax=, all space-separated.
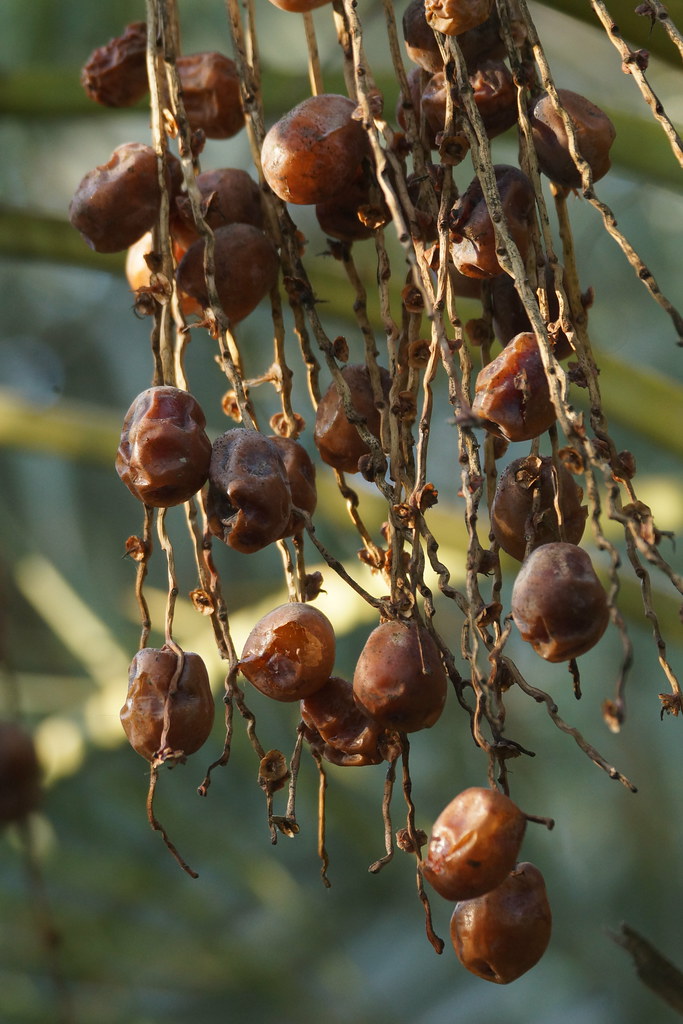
xmin=1 ymin=1 xmax=683 ymax=1021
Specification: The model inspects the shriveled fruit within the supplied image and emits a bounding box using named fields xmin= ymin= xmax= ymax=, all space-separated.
xmin=116 ymin=386 xmax=211 ymax=507
xmin=171 ymin=167 xmax=263 ymax=249
xmin=176 ymin=52 xmax=244 ymax=139
xmin=81 ymin=22 xmax=148 ymax=107
xmin=402 ymin=0 xmax=444 ymax=74
xmin=313 ymin=364 xmax=390 ymax=474
xmin=530 ymin=88 xmax=615 ymax=189
xmin=120 ymin=646 xmax=215 ymax=762
xmin=175 ymin=223 xmax=279 ymax=324
xmin=0 ymin=722 xmax=41 ymax=823
xmin=489 ymin=263 xmax=584 ymax=359
xmin=206 ymin=429 xmax=292 ymax=553
xmin=490 ymin=455 xmax=587 ymax=561
xmin=261 ymin=94 xmax=370 ymax=206
xmin=424 ymin=0 xmax=493 ymax=36
xmin=301 ymin=676 xmax=387 ymax=765
xmin=471 ymin=332 xmax=557 ymax=443
xmin=240 ymin=602 xmax=336 ymax=701
xmin=450 ymin=862 xmax=552 ymax=983
xmin=421 ymin=62 xmax=517 ymax=142
xmin=316 ymin=168 xmax=391 ymax=242
xmin=422 ymin=787 xmax=526 ymax=901
xmin=353 ymin=620 xmax=447 ymax=732
xmin=511 ymin=542 xmax=609 ymax=662
xmin=269 ymin=435 xmax=317 ymax=536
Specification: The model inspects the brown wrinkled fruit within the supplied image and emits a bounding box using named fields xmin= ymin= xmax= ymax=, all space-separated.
xmin=315 ymin=167 xmax=391 ymax=242
xmin=450 ymin=862 xmax=552 ymax=983
xmin=511 ymin=542 xmax=609 ymax=662
xmin=240 ymin=602 xmax=336 ymax=701
xmin=489 ymin=264 xmax=581 ymax=360
xmin=471 ymin=332 xmax=557 ymax=443
xmin=175 ymin=223 xmax=279 ymax=324
xmin=81 ymin=22 xmax=148 ymax=107
xmin=353 ymin=620 xmax=448 ymax=733
xmin=491 ymin=455 xmax=587 ymax=561
xmin=449 ymin=165 xmax=535 ymax=278
xmin=402 ymin=0 xmax=444 ymax=74
xmin=0 ymin=722 xmax=42 ymax=823
xmin=171 ymin=167 xmax=263 ymax=249
xmin=314 ymin=364 xmax=390 ymax=474
xmin=261 ymin=94 xmax=371 ymax=206
xmin=176 ymin=52 xmax=244 ymax=139
xmin=424 ymin=0 xmax=493 ymax=37
xmin=120 ymin=646 xmax=214 ymax=762
xmin=116 ymin=386 xmax=212 ymax=507
xmin=301 ymin=676 xmax=386 ymax=765
xmin=530 ymin=88 xmax=616 ymax=189
xmin=421 ymin=62 xmax=517 ymax=142
xmin=206 ymin=429 xmax=292 ymax=553
xmin=422 ymin=787 xmax=526 ymax=901
xmin=269 ymin=436 xmax=317 ymax=536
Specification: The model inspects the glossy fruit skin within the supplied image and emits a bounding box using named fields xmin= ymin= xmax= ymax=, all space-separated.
xmin=511 ymin=542 xmax=609 ymax=662
xmin=301 ymin=676 xmax=386 ymax=765
xmin=471 ymin=332 xmax=557 ymax=443
xmin=116 ymin=386 xmax=212 ymax=507
xmin=402 ymin=0 xmax=444 ymax=74
xmin=0 ymin=722 xmax=41 ymax=823
xmin=491 ymin=455 xmax=587 ymax=561
xmin=175 ymin=223 xmax=279 ymax=324
xmin=353 ymin=620 xmax=447 ymax=733
xmin=171 ymin=167 xmax=263 ymax=249
xmin=449 ymin=165 xmax=535 ymax=279
xmin=176 ymin=52 xmax=244 ymax=139
xmin=121 ymin=646 xmax=214 ymax=761
xmin=530 ymin=88 xmax=615 ymax=189
xmin=313 ymin=364 xmax=390 ymax=474
xmin=206 ymin=429 xmax=292 ymax=553
xmin=423 ymin=788 xmax=527 ymax=901
xmin=261 ymin=94 xmax=370 ymax=206
xmin=69 ymin=143 xmax=182 ymax=253
xmin=421 ymin=62 xmax=517 ymax=142
xmin=240 ymin=602 xmax=336 ymax=702
xmin=268 ymin=436 xmax=317 ymax=536
xmin=81 ymin=22 xmax=148 ymax=107
xmin=450 ymin=862 xmax=552 ymax=983
xmin=424 ymin=0 xmax=493 ymax=36
xmin=315 ymin=168 xmax=391 ymax=242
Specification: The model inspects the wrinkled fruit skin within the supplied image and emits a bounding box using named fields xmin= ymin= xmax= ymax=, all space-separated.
xmin=81 ymin=22 xmax=148 ymax=107
xmin=171 ymin=167 xmax=263 ymax=249
xmin=269 ymin=435 xmax=317 ymax=536
xmin=353 ymin=620 xmax=447 ymax=733
xmin=421 ymin=62 xmax=516 ymax=142
xmin=490 ymin=455 xmax=587 ymax=561
xmin=301 ymin=676 xmax=387 ymax=765
xmin=424 ymin=0 xmax=493 ymax=36
xmin=450 ymin=862 xmax=552 ymax=983
xmin=206 ymin=429 xmax=292 ymax=553
xmin=314 ymin=364 xmax=390 ymax=474
xmin=315 ymin=167 xmax=391 ymax=242
xmin=240 ymin=602 xmax=336 ymax=701
xmin=422 ymin=787 xmax=526 ymax=901
xmin=120 ymin=646 xmax=215 ymax=762
xmin=530 ymin=88 xmax=615 ymax=189
xmin=261 ymin=94 xmax=370 ymax=206
xmin=176 ymin=223 xmax=279 ymax=324
xmin=0 ymin=722 xmax=42 ymax=823
xmin=489 ymin=264 xmax=580 ymax=360
xmin=116 ymin=386 xmax=212 ymax=507
xmin=176 ymin=52 xmax=244 ymax=139
xmin=511 ymin=542 xmax=609 ymax=662
xmin=471 ymin=332 xmax=557 ymax=443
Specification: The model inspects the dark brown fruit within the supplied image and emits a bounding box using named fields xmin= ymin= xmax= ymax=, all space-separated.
xmin=301 ymin=676 xmax=386 ymax=765
xmin=353 ymin=620 xmax=447 ymax=733
xmin=116 ymin=386 xmax=212 ymax=507
xmin=491 ymin=455 xmax=587 ymax=561
xmin=402 ymin=0 xmax=444 ymax=74
xmin=175 ymin=223 xmax=279 ymax=324
xmin=450 ymin=862 xmax=552 ymax=983
xmin=422 ymin=787 xmax=526 ymax=901
xmin=269 ymin=436 xmax=317 ymax=536
xmin=120 ymin=646 xmax=214 ymax=762
xmin=81 ymin=22 xmax=148 ymax=107
xmin=471 ymin=332 xmax=557 ymax=443
xmin=489 ymin=264 xmax=581 ymax=360
xmin=69 ymin=143 xmax=181 ymax=253
xmin=315 ymin=168 xmax=391 ymax=242
xmin=176 ymin=52 xmax=244 ymax=139
xmin=511 ymin=542 xmax=609 ymax=662
xmin=313 ymin=364 xmax=390 ymax=474
xmin=449 ymin=165 xmax=535 ymax=279
xmin=206 ymin=429 xmax=292 ymax=553
xmin=0 ymin=722 xmax=41 ymax=823
xmin=530 ymin=88 xmax=615 ymax=189
xmin=421 ymin=62 xmax=516 ymax=141
xmin=240 ymin=602 xmax=336 ymax=702
xmin=261 ymin=94 xmax=371 ymax=206
xmin=171 ymin=167 xmax=263 ymax=249
xmin=424 ymin=0 xmax=493 ymax=36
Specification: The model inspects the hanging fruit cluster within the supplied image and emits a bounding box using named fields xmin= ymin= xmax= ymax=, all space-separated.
xmin=68 ymin=0 xmax=683 ymax=984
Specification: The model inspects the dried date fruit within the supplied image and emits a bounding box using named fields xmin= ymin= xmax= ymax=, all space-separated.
xmin=511 ymin=542 xmax=609 ymax=661
xmin=81 ymin=22 xmax=148 ymax=107
xmin=240 ymin=602 xmax=336 ymax=701
xmin=450 ymin=862 xmax=552 ymax=983
xmin=206 ymin=429 xmax=292 ymax=553
xmin=301 ymin=676 xmax=387 ymax=765
xmin=0 ymin=722 xmax=42 ymax=823
xmin=176 ymin=52 xmax=244 ymax=139
xmin=421 ymin=62 xmax=517 ymax=141
xmin=402 ymin=0 xmax=444 ymax=74
xmin=316 ymin=167 xmax=391 ymax=242
xmin=424 ymin=0 xmax=493 ymax=37
xmin=491 ymin=455 xmax=587 ymax=561
xmin=269 ymin=435 xmax=317 ymax=536
xmin=171 ymin=167 xmax=263 ymax=249
xmin=116 ymin=386 xmax=212 ymax=507
xmin=529 ymin=88 xmax=616 ymax=189
xmin=120 ymin=646 xmax=214 ymax=762
xmin=422 ymin=787 xmax=526 ymax=901
xmin=490 ymin=263 xmax=582 ymax=360
xmin=353 ymin=619 xmax=447 ymax=732
xmin=471 ymin=332 xmax=557 ymax=443
xmin=313 ymin=364 xmax=390 ymax=474
xmin=261 ymin=94 xmax=371 ymax=206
